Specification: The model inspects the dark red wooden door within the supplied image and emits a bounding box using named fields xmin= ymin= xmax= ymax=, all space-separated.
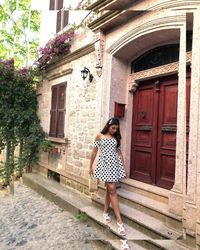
xmin=130 ymin=79 xmax=157 ymax=184
xmin=130 ymin=75 xmax=190 ymax=189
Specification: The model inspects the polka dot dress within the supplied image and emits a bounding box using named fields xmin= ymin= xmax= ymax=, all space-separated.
xmin=93 ymin=137 xmax=126 ymax=182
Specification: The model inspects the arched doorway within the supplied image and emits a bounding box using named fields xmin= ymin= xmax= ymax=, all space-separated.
xmin=130 ymin=43 xmax=191 ymax=190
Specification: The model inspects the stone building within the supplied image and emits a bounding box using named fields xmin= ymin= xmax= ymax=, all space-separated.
xmin=36 ymin=0 xmax=200 ymax=248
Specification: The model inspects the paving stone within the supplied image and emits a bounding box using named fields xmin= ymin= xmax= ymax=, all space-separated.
xmin=0 ymin=182 xmax=100 ymax=250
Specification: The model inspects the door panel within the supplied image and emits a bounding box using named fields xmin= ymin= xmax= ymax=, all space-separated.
xmin=157 ymin=78 xmax=178 ymax=189
xmin=160 ymin=154 xmax=175 ymax=178
xmin=162 ymin=84 xmax=178 ymax=124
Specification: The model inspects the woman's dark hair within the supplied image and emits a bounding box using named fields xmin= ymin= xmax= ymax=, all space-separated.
xmin=100 ymin=117 xmax=121 ymax=148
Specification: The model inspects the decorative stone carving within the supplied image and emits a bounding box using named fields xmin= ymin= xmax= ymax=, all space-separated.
xmin=95 ymin=33 xmax=104 ymax=77
xmin=129 ymin=81 xmax=139 ymax=93
xmin=154 ymin=79 xmax=160 ymax=91
xmin=128 ymin=51 xmax=191 ymax=91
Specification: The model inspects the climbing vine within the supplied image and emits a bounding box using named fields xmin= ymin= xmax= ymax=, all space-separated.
xmin=0 ymin=58 xmax=45 ymax=187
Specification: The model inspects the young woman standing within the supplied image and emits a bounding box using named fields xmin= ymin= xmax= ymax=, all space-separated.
xmin=88 ymin=117 xmax=127 ymax=236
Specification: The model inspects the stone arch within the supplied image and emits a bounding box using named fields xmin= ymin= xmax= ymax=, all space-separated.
xmin=148 ymin=0 xmax=200 ymax=11
xmin=108 ymin=16 xmax=185 ymax=62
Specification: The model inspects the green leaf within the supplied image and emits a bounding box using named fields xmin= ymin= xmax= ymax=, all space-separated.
xmin=0 ymin=0 xmax=41 ymax=68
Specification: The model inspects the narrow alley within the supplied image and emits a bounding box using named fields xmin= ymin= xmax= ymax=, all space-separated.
xmin=0 ymin=182 xmax=100 ymax=250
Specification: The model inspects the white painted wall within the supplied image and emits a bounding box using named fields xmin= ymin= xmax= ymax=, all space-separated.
xmin=31 ymin=0 xmax=89 ymax=46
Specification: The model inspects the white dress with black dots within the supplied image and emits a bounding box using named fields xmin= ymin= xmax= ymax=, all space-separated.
xmin=93 ymin=138 xmax=126 ymax=182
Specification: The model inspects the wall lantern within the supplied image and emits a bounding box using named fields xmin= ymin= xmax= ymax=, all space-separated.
xmin=81 ymin=67 xmax=93 ymax=82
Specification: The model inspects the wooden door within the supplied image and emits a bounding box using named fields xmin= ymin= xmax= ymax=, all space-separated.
xmin=130 ymin=78 xmax=158 ymax=184
xmin=130 ymin=74 xmax=190 ymax=190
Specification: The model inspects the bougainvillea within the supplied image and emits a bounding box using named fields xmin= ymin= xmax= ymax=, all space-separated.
xmin=36 ymin=29 xmax=74 ymax=69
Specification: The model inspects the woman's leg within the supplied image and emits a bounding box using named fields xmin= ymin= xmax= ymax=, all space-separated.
xmin=106 ymin=182 xmax=123 ymax=224
xmin=104 ymin=186 xmax=111 ymax=214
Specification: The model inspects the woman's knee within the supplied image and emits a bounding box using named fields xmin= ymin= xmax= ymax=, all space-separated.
xmin=107 ymin=183 xmax=116 ymax=195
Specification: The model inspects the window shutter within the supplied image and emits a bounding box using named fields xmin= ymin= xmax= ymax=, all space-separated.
xmin=57 ymin=112 xmax=65 ymax=138
xmin=57 ymin=84 xmax=66 ymax=138
xmin=49 ymin=83 xmax=66 ymax=138
xmin=56 ymin=10 xmax=62 ymax=33
xmin=57 ymin=0 xmax=63 ymax=10
xmin=63 ymin=10 xmax=69 ymax=29
xmin=49 ymin=0 xmax=55 ymax=10
xmin=49 ymin=86 xmax=58 ymax=137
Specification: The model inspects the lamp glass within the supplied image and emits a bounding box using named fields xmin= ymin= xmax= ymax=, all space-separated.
xmin=81 ymin=68 xmax=88 ymax=80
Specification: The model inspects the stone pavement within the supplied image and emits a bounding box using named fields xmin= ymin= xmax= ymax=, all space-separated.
xmin=0 ymin=181 xmax=100 ymax=250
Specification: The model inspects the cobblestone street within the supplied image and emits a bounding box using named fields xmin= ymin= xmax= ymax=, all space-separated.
xmin=0 ymin=181 xmax=100 ymax=250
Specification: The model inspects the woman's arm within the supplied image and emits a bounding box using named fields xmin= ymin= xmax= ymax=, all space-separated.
xmin=88 ymin=134 xmax=101 ymax=176
xmin=118 ymin=148 xmax=127 ymax=177
xmin=88 ymin=147 xmax=98 ymax=175
xmin=118 ymin=149 xmax=125 ymax=166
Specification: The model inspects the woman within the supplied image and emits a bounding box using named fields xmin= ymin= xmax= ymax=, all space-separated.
xmin=88 ymin=117 xmax=127 ymax=236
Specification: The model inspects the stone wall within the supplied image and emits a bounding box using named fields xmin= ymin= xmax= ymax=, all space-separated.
xmin=66 ymin=51 xmax=99 ymax=176
xmin=37 ymin=28 xmax=102 ymax=183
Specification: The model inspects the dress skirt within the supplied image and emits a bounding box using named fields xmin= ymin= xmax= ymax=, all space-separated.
xmin=93 ymin=138 xmax=126 ymax=182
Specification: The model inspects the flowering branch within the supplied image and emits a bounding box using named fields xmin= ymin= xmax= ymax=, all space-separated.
xmin=36 ymin=29 xmax=74 ymax=69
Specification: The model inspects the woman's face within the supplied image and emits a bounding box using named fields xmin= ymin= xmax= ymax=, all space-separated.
xmin=108 ymin=124 xmax=119 ymax=135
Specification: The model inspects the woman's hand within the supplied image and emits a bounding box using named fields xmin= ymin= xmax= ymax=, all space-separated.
xmin=88 ymin=167 xmax=93 ymax=176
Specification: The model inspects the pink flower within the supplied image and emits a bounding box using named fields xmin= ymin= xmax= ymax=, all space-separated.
xmin=17 ymin=67 xmax=29 ymax=76
xmin=37 ymin=30 xmax=74 ymax=69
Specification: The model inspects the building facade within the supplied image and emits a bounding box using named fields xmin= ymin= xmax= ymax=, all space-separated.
xmin=36 ymin=0 xmax=200 ymax=247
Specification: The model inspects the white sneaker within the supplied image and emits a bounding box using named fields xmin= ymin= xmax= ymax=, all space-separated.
xmin=103 ymin=213 xmax=111 ymax=223
xmin=117 ymin=222 xmax=126 ymax=236
xmin=120 ymin=240 xmax=130 ymax=250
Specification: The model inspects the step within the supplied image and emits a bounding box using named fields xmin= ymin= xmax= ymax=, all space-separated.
xmin=97 ymin=185 xmax=182 ymax=231
xmin=120 ymin=179 xmax=169 ymax=204
xmin=22 ymin=173 xmax=191 ymax=250
xmin=140 ymin=240 xmax=193 ymax=250
xmin=110 ymin=240 xmax=190 ymax=250
xmin=82 ymin=204 xmax=151 ymax=240
xmin=22 ymin=173 xmax=149 ymax=250
xmin=83 ymin=204 xmax=189 ymax=249
xmin=92 ymin=196 xmax=193 ymax=250
xmin=92 ymin=195 xmax=181 ymax=239
xmin=110 ymin=240 xmax=147 ymax=250
xmin=92 ymin=196 xmax=191 ymax=250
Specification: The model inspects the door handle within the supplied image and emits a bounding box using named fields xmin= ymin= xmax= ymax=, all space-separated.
xmin=162 ymin=126 xmax=176 ymax=132
xmin=137 ymin=125 xmax=152 ymax=131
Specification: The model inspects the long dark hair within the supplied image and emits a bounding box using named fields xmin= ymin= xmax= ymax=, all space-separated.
xmin=100 ymin=117 xmax=121 ymax=148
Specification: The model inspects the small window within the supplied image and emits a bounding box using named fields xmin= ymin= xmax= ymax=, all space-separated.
xmin=132 ymin=44 xmax=180 ymax=73
xmin=56 ymin=10 xmax=69 ymax=33
xmin=131 ymin=31 xmax=192 ymax=73
xmin=49 ymin=83 xmax=66 ymax=138
xmin=57 ymin=0 xmax=63 ymax=10
xmin=49 ymin=0 xmax=63 ymax=10
xmin=49 ymin=0 xmax=55 ymax=10
xmin=49 ymin=0 xmax=68 ymax=33
xmin=48 ymin=169 xmax=60 ymax=183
